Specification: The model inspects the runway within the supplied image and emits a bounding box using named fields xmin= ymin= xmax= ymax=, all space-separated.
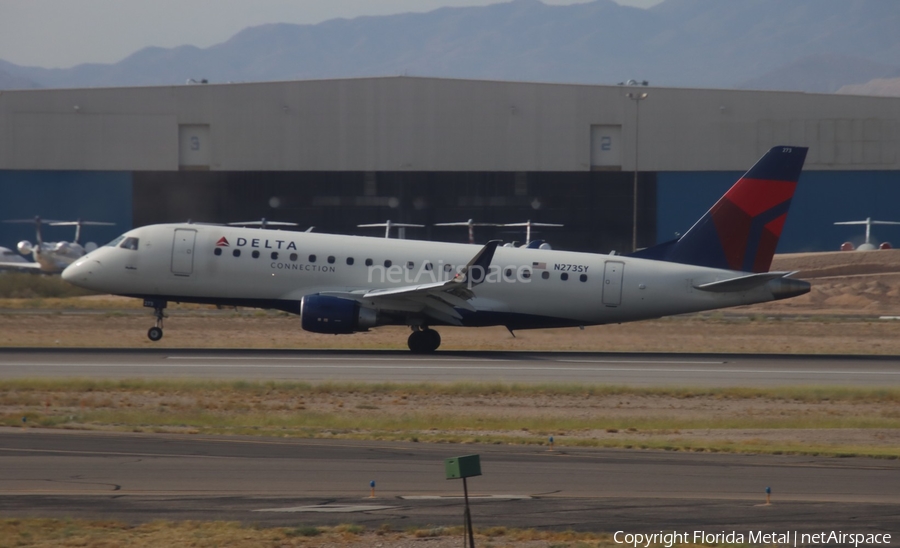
xmin=1 ymin=428 xmax=898 ymax=532
xmin=1 ymin=348 xmax=899 ymax=387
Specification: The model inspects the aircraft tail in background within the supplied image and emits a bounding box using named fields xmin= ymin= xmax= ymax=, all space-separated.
xmin=631 ymin=146 xmax=808 ymax=273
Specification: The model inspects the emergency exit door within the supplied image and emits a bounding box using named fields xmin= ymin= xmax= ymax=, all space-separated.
xmin=171 ymin=229 xmax=197 ymax=276
xmin=602 ymin=261 xmax=624 ymax=306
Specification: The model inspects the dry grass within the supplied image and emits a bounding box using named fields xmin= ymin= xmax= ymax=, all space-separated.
xmin=0 ymin=518 xmax=706 ymax=548
xmin=3 ymin=380 xmax=900 ymax=458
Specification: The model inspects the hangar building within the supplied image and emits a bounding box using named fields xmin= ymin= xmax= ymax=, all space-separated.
xmin=1 ymin=76 xmax=898 ymax=253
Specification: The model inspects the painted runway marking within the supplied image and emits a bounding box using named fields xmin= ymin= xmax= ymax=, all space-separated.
xmin=168 ymin=355 xmax=727 ymax=365
xmin=0 ymin=362 xmax=898 ymax=376
xmin=255 ymin=504 xmax=397 ymax=513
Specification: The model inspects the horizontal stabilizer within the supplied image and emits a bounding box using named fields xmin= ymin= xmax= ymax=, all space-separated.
xmin=693 ymin=271 xmax=798 ymax=293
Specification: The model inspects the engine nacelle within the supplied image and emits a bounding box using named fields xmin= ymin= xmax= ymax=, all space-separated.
xmin=16 ymin=240 xmax=33 ymax=255
xmin=300 ymin=295 xmax=377 ymax=334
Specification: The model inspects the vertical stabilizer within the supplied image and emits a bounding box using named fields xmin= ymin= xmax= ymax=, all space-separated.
xmin=632 ymin=146 xmax=808 ymax=273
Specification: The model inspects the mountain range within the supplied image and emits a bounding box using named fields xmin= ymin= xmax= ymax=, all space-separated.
xmin=2 ymin=0 xmax=900 ymax=94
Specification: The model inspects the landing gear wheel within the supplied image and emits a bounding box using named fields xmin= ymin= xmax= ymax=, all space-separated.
xmin=408 ymin=328 xmax=441 ymax=353
xmin=144 ymin=300 xmax=167 ymax=343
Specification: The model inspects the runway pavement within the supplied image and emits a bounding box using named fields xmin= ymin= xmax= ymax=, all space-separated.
xmin=0 ymin=348 xmax=899 ymax=387
xmin=1 ymin=428 xmax=898 ymax=532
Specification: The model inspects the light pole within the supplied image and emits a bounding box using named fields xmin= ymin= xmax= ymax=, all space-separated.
xmin=626 ymin=91 xmax=648 ymax=252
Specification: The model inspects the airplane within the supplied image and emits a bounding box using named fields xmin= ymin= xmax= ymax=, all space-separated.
xmin=228 ymin=218 xmax=299 ymax=230
xmin=63 ymin=146 xmax=810 ymax=352
xmin=0 ymin=217 xmax=115 ymax=273
xmin=0 ymin=246 xmax=29 ymax=269
xmin=434 ymin=219 xmax=500 ymax=245
xmin=834 ymin=218 xmax=900 ymax=251
xmin=357 ymin=220 xmax=425 ymax=239
xmin=496 ymin=220 xmax=563 ymax=247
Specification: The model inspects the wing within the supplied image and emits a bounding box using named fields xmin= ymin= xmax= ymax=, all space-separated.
xmin=0 ymin=261 xmax=42 ymax=271
xmin=321 ymin=240 xmax=500 ymax=326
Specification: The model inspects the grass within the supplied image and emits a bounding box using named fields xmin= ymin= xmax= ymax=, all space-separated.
xmin=0 ymin=272 xmax=97 ymax=299
xmin=0 ymin=518 xmax=720 ymax=548
xmin=2 ymin=379 xmax=899 ymax=458
xmin=3 ymin=377 xmax=900 ymax=402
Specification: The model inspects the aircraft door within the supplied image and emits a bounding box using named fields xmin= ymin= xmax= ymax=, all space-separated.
xmin=602 ymin=261 xmax=624 ymax=306
xmin=171 ymin=229 xmax=197 ymax=276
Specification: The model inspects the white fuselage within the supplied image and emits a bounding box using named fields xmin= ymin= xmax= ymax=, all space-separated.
xmin=63 ymin=223 xmax=792 ymax=329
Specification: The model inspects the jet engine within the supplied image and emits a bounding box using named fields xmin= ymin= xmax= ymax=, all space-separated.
xmin=16 ymin=240 xmax=33 ymax=255
xmin=300 ymin=295 xmax=378 ymax=334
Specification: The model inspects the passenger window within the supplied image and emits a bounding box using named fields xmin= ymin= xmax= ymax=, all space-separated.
xmin=425 ymin=262 xmax=433 ymax=271
xmin=290 ymin=253 xmax=298 ymax=261
xmin=271 ymin=252 xmax=278 ymax=260
xmin=522 ymin=269 xmax=531 ymax=279
xmin=384 ymin=259 xmax=392 ymax=267
xmin=119 ymin=237 xmax=139 ymax=251
xmin=328 ymin=256 xmax=336 ymax=264
xmin=444 ymin=264 xmax=453 ymax=272
xmin=309 ymin=254 xmax=317 ymax=263
xmin=214 ymin=248 xmax=222 ymax=256
xmin=346 ymin=257 xmax=354 ymax=265
xmin=504 ymin=268 xmax=513 ymax=279
xmin=560 ymin=273 xmax=568 ymax=281
xmin=406 ymin=261 xmax=414 ymax=270
xmin=252 ymin=250 xmax=260 ymax=259
xmin=365 ymin=258 xmax=373 ymax=266
xmin=233 ymin=249 xmax=241 ymax=257
xmin=541 ymin=271 xmax=549 ymax=280
xmin=580 ymin=274 xmax=588 ymax=282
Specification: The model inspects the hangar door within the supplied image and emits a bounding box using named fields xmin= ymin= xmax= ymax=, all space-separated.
xmin=171 ymin=229 xmax=197 ymax=276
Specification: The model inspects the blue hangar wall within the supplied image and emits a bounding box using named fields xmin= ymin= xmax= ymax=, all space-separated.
xmin=657 ymin=171 xmax=900 ymax=253
xmin=0 ymin=171 xmax=131 ymax=250
xmin=2 ymin=168 xmax=898 ymax=256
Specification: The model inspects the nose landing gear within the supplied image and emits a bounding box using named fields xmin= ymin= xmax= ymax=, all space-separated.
xmin=143 ymin=299 xmax=167 ymax=342
xmin=408 ymin=327 xmax=441 ymax=353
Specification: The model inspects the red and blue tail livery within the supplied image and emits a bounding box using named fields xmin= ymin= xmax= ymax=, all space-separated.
xmin=633 ymin=146 xmax=808 ymax=273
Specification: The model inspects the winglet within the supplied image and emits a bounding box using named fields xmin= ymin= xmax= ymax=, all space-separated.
xmin=457 ymin=239 xmax=501 ymax=287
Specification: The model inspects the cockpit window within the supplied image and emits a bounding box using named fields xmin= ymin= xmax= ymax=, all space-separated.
xmin=119 ymin=237 xmax=139 ymax=251
xmin=105 ymin=235 xmax=126 ymax=247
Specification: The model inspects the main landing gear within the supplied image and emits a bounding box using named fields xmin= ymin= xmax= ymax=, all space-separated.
xmin=408 ymin=327 xmax=441 ymax=353
xmin=144 ymin=299 xmax=167 ymax=342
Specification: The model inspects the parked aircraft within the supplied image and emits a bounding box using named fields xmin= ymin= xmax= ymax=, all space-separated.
xmin=0 ymin=246 xmax=29 ymax=268
xmin=63 ymin=146 xmax=810 ymax=352
xmin=435 ymin=219 xmax=561 ymax=248
xmin=0 ymin=217 xmax=115 ymax=273
xmin=496 ymin=220 xmax=563 ymax=247
xmin=228 ymin=219 xmax=299 ymax=230
xmin=434 ymin=219 xmax=500 ymax=244
xmin=358 ymin=220 xmax=425 ymax=239
xmin=834 ymin=218 xmax=900 ymax=251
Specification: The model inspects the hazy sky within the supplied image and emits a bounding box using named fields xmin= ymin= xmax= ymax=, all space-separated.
xmin=0 ymin=0 xmax=663 ymax=69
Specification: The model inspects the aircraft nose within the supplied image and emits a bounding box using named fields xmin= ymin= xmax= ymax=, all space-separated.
xmin=62 ymin=258 xmax=99 ymax=287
